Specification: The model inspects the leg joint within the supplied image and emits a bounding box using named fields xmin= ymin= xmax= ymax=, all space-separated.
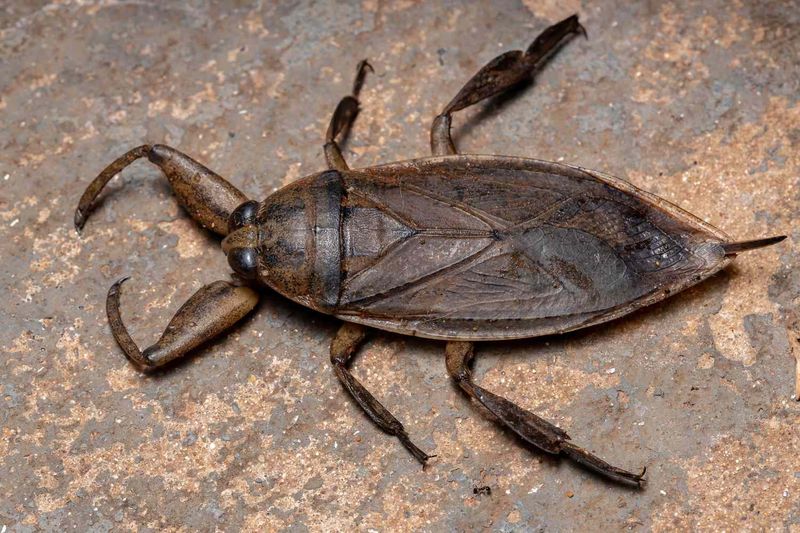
xmin=445 ymin=341 xmax=474 ymax=382
xmin=330 ymin=351 xmax=347 ymax=367
xmin=430 ymin=113 xmax=455 ymax=156
xmin=140 ymin=345 xmax=163 ymax=371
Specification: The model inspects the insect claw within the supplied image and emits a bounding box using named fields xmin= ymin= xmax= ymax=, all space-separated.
xmin=399 ymin=433 xmax=435 ymax=466
xmin=634 ymin=469 xmax=646 ymax=486
xmin=106 ymin=275 xmax=152 ymax=370
xmin=109 ymin=276 xmax=133 ymax=295
xmin=560 ymin=441 xmax=646 ymax=489
xmin=421 ymin=454 xmax=437 ymax=471
xmin=352 ymin=59 xmax=374 ymax=97
xmin=573 ymin=17 xmax=588 ymax=40
xmin=74 ymin=208 xmax=87 ymax=233
xmin=358 ymin=59 xmax=374 ymax=73
xmin=75 ymin=144 xmax=153 ymax=233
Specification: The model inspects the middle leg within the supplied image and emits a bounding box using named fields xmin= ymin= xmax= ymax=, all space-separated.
xmin=330 ymin=321 xmax=434 ymax=465
xmin=446 ymin=341 xmax=646 ymax=487
xmin=323 ymin=60 xmax=373 ymax=171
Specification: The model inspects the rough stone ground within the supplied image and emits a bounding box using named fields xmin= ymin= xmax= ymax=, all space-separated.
xmin=1 ymin=0 xmax=798 ymax=530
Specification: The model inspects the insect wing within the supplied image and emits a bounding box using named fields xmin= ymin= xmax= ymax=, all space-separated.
xmin=336 ymin=156 xmax=730 ymax=340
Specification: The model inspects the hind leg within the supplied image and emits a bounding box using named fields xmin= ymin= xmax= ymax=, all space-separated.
xmin=445 ymin=341 xmax=646 ymax=487
xmin=430 ymin=14 xmax=585 ymax=155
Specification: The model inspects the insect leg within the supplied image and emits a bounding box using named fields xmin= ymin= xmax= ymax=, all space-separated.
xmin=430 ymin=14 xmax=585 ymax=155
xmin=445 ymin=341 xmax=646 ymax=488
xmin=75 ymin=144 xmax=249 ymax=236
xmin=330 ymin=321 xmax=434 ymax=465
xmin=106 ymin=278 xmax=259 ymax=370
xmin=324 ymin=60 xmax=373 ymax=171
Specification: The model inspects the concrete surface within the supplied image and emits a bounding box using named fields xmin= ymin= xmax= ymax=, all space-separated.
xmin=1 ymin=0 xmax=798 ymax=530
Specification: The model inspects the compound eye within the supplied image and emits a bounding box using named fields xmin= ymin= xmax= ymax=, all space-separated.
xmin=228 ymin=200 xmax=259 ymax=233
xmin=228 ymin=247 xmax=258 ymax=279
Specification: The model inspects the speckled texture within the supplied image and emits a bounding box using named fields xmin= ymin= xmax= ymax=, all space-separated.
xmin=1 ymin=1 xmax=798 ymax=530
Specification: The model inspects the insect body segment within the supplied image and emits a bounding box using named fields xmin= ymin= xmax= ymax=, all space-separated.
xmin=75 ymin=15 xmax=785 ymax=488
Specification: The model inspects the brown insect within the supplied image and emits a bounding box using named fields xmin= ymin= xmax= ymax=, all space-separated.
xmin=75 ymin=15 xmax=785 ymax=488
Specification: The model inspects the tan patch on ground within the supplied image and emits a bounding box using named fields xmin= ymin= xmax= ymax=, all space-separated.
xmin=630 ymin=3 xmax=711 ymax=107
xmin=697 ymin=352 xmax=715 ymax=369
xmin=157 ymin=218 xmax=204 ymax=258
xmin=652 ymin=415 xmax=800 ymax=531
xmin=681 ymin=98 xmax=796 ymax=365
xmin=627 ymin=97 xmax=797 ymax=366
xmin=482 ymin=357 xmax=620 ymax=421
xmin=521 ymin=0 xmax=582 ymax=22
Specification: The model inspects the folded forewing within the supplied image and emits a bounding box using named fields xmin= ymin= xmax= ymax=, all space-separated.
xmin=337 ymin=156 xmax=729 ymax=339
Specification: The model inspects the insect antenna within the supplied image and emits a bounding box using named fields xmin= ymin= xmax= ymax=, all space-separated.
xmin=722 ymin=235 xmax=786 ymax=255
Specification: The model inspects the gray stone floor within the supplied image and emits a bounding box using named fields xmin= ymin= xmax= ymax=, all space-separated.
xmin=1 ymin=1 xmax=798 ymax=530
